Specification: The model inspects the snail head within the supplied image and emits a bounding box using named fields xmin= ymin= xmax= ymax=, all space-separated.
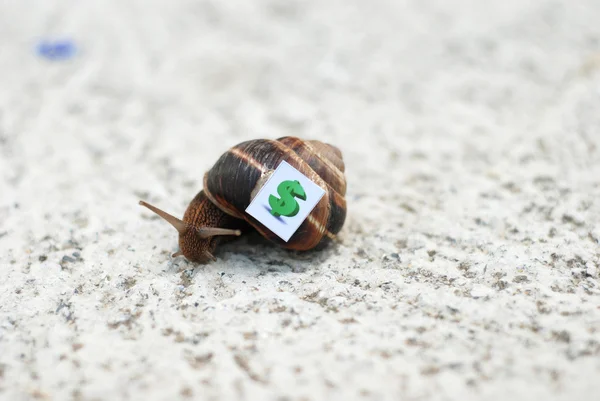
xmin=139 ymin=198 xmax=241 ymax=263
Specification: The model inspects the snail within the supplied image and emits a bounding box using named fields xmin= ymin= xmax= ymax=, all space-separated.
xmin=139 ymin=136 xmax=347 ymax=263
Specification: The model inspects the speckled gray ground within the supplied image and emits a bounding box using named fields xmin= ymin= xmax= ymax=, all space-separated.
xmin=1 ymin=1 xmax=600 ymax=400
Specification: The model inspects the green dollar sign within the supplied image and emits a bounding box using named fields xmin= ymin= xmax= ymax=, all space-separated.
xmin=269 ymin=180 xmax=307 ymax=217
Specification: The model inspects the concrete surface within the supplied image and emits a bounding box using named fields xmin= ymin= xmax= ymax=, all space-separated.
xmin=1 ymin=0 xmax=600 ymax=400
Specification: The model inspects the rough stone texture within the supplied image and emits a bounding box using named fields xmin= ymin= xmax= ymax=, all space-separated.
xmin=1 ymin=1 xmax=600 ymax=400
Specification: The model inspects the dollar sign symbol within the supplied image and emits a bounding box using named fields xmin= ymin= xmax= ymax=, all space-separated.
xmin=269 ymin=180 xmax=307 ymax=217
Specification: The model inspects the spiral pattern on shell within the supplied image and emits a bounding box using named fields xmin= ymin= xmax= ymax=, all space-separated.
xmin=203 ymin=136 xmax=347 ymax=251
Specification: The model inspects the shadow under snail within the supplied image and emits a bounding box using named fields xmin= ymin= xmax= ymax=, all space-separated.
xmin=139 ymin=136 xmax=347 ymax=263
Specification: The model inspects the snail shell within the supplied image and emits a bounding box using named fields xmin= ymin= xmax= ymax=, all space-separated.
xmin=203 ymin=136 xmax=347 ymax=251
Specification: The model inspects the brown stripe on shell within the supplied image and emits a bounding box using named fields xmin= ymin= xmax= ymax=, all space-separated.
xmin=308 ymin=140 xmax=345 ymax=172
xmin=229 ymin=147 xmax=268 ymax=174
xmin=276 ymin=137 xmax=347 ymax=196
xmin=304 ymin=139 xmax=346 ymax=177
xmin=307 ymin=214 xmax=334 ymax=239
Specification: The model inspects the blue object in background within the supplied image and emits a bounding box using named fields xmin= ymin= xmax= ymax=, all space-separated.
xmin=36 ymin=39 xmax=76 ymax=60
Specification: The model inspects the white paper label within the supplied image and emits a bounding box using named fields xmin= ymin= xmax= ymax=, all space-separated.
xmin=245 ymin=161 xmax=326 ymax=242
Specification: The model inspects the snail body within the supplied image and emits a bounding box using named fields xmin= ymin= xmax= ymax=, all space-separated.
xmin=140 ymin=136 xmax=347 ymax=263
